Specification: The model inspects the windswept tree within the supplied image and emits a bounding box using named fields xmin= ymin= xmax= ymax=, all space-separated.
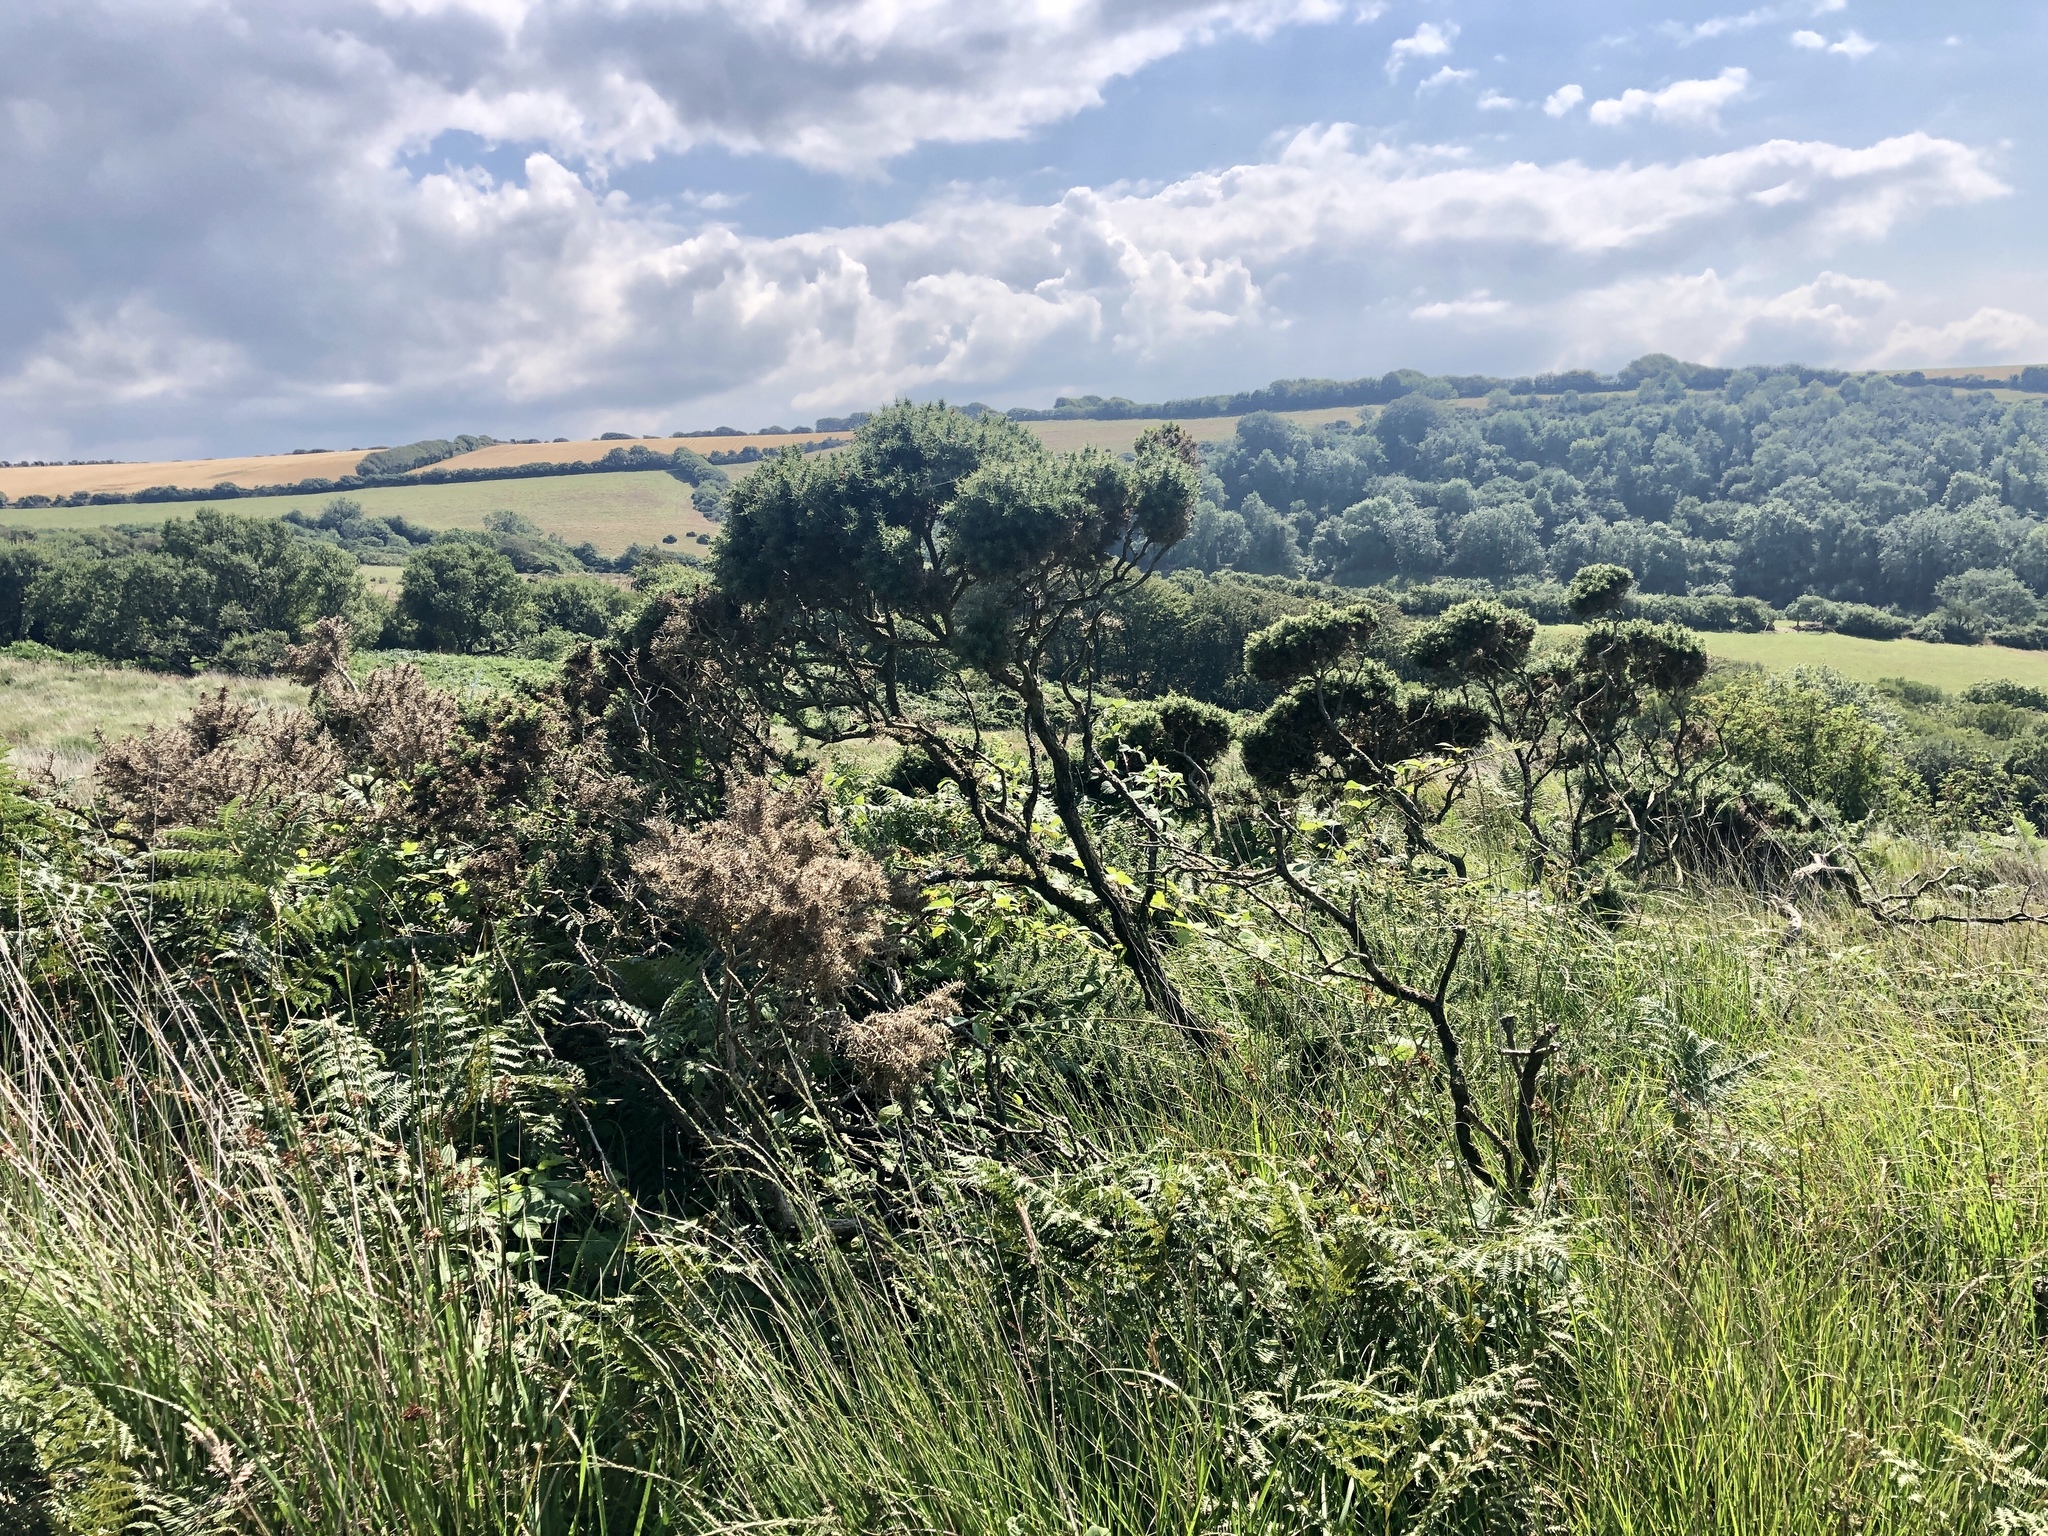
xmin=710 ymin=402 xmax=1216 ymax=1044
xmin=1237 ymin=603 xmax=1486 ymax=873
xmin=1406 ymin=566 xmax=1719 ymax=880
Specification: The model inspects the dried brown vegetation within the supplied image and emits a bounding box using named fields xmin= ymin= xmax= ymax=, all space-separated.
xmin=833 ymin=981 xmax=962 ymax=1099
xmin=95 ymin=688 xmax=339 ymax=832
xmin=630 ymin=775 xmax=890 ymax=996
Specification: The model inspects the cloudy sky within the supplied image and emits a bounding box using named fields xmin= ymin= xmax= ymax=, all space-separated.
xmin=2 ymin=0 xmax=2041 ymax=458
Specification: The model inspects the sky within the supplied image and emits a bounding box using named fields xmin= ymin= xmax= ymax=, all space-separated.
xmin=1 ymin=0 xmax=2043 ymax=459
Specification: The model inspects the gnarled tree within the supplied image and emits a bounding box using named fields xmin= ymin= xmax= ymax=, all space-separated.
xmin=709 ymin=402 xmax=1220 ymax=1046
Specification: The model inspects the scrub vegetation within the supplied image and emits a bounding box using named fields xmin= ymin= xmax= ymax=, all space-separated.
xmin=3 ymin=402 xmax=2048 ymax=1535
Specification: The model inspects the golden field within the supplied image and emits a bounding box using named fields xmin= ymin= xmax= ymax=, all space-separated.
xmin=0 ymin=471 xmax=717 ymax=558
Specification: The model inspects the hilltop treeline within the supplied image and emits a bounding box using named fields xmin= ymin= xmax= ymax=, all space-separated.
xmin=1172 ymin=364 xmax=2048 ymax=644
xmin=0 ymin=441 xmax=741 ymax=512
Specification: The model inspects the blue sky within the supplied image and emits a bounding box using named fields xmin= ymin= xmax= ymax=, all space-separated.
xmin=2 ymin=0 xmax=2042 ymax=458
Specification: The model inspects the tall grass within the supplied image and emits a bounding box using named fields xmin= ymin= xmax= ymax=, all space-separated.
xmin=0 ymin=934 xmax=655 ymax=1534
xmin=4 ymin=888 xmax=2047 ymax=1530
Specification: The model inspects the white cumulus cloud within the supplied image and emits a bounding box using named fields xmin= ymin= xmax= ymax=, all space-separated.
xmin=1411 ymin=290 xmax=1512 ymax=321
xmin=1590 ymin=68 xmax=1750 ymax=129
xmin=1417 ymin=66 xmax=1474 ymax=93
xmin=0 ymin=1 xmax=2024 ymax=456
xmin=1794 ymin=26 xmax=1874 ymax=55
xmin=1385 ymin=21 xmax=1457 ymax=79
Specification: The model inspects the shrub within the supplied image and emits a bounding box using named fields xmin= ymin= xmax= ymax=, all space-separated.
xmin=529 ymin=574 xmax=633 ymax=638
xmin=1908 ymin=605 xmax=1987 ymax=645
xmin=1990 ymin=623 xmax=2048 ymax=651
xmin=1098 ymin=694 xmax=1235 ymax=776
xmin=1960 ymin=678 xmax=2048 ymax=710
xmin=1707 ymin=671 xmax=1915 ymax=822
xmin=1833 ymin=603 xmax=1914 ymax=640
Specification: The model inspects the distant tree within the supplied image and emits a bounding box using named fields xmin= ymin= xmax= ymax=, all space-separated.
xmin=0 ymin=543 xmax=44 ymax=643
xmin=1450 ymin=504 xmax=1545 ymax=581
xmin=21 ymin=508 xmax=367 ymax=667
xmin=1933 ymin=567 xmax=2039 ymax=626
xmin=159 ymin=507 xmax=362 ymax=639
xmin=399 ymin=539 xmax=532 ymax=653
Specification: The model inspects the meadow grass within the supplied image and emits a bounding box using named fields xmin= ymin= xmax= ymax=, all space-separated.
xmin=0 ymin=650 xmax=552 ymax=788
xmin=1539 ymin=623 xmax=2048 ymax=693
xmin=0 ymin=652 xmax=305 ymax=784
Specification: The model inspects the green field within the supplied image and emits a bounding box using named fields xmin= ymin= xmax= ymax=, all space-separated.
xmin=1 ymin=411 xmax=1381 ymax=555
xmin=1 ymin=470 xmax=716 ymax=558
xmin=0 ymin=649 xmax=561 ymax=788
xmin=1539 ymin=624 xmax=2048 ymax=693
xmin=0 ymin=652 xmax=306 ymax=785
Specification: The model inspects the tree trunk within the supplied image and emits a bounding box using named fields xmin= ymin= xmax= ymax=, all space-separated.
xmin=1020 ymin=685 xmax=1224 ymax=1052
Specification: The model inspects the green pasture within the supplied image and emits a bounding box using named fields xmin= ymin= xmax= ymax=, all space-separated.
xmin=0 ymin=470 xmax=717 ymax=558
xmin=1541 ymin=623 xmax=2048 ymax=693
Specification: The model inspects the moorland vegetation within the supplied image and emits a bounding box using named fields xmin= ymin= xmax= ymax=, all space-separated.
xmin=3 ymin=403 xmax=2048 ymax=1533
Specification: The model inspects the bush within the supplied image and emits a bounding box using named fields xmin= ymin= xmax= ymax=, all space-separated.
xmin=216 ymin=629 xmax=292 ymax=675
xmin=1960 ymin=678 xmax=2048 ymax=710
xmin=1707 ymin=671 xmax=1914 ymax=821
xmin=1833 ymin=603 xmax=1914 ymax=640
xmin=1098 ymin=694 xmax=1235 ymax=776
xmin=1632 ymin=592 xmax=1777 ymax=632
xmin=1990 ymin=623 xmax=2048 ymax=651
xmin=529 ymin=575 xmax=633 ymax=638
xmin=1908 ymin=605 xmax=1987 ymax=645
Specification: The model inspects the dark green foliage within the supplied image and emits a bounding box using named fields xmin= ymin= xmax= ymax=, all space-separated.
xmin=1961 ymin=678 xmax=2048 ymax=710
xmin=1572 ymin=619 xmax=1710 ymax=697
xmin=1990 ymin=622 xmax=2048 ymax=650
xmin=1238 ymin=605 xmax=1486 ymax=798
xmin=2005 ymin=736 xmax=2048 ymax=831
xmin=0 ymin=541 xmax=44 ymax=643
xmin=282 ymin=495 xmax=439 ymax=556
xmin=356 ymin=435 xmax=495 ymax=477
xmin=1407 ymin=599 xmax=1536 ymax=681
xmin=20 ymin=508 xmax=365 ymax=668
xmin=399 ymin=539 xmax=532 ymax=653
xmin=1568 ymin=562 xmax=1636 ymax=620
xmin=1173 ymin=366 xmax=2048 ymax=626
xmin=1909 ymin=605 xmax=1988 ymax=645
xmin=1095 ymin=572 xmax=1328 ymax=708
xmin=1242 ymin=603 xmax=1381 ymax=686
xmin=529 ymin=575 xmax=632 ymax=638
xmin=715 ymin=404 xmax=1212 ymax=1041
xmin=1832 ymin=603 xmax=1915 ymax=639
xmin=1099 ymin=694 xmax=1234 ymax=776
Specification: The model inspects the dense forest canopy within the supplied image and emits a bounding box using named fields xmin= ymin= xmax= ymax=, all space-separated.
xmin=1174 ymin=363 xmax=2048 ymax=642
